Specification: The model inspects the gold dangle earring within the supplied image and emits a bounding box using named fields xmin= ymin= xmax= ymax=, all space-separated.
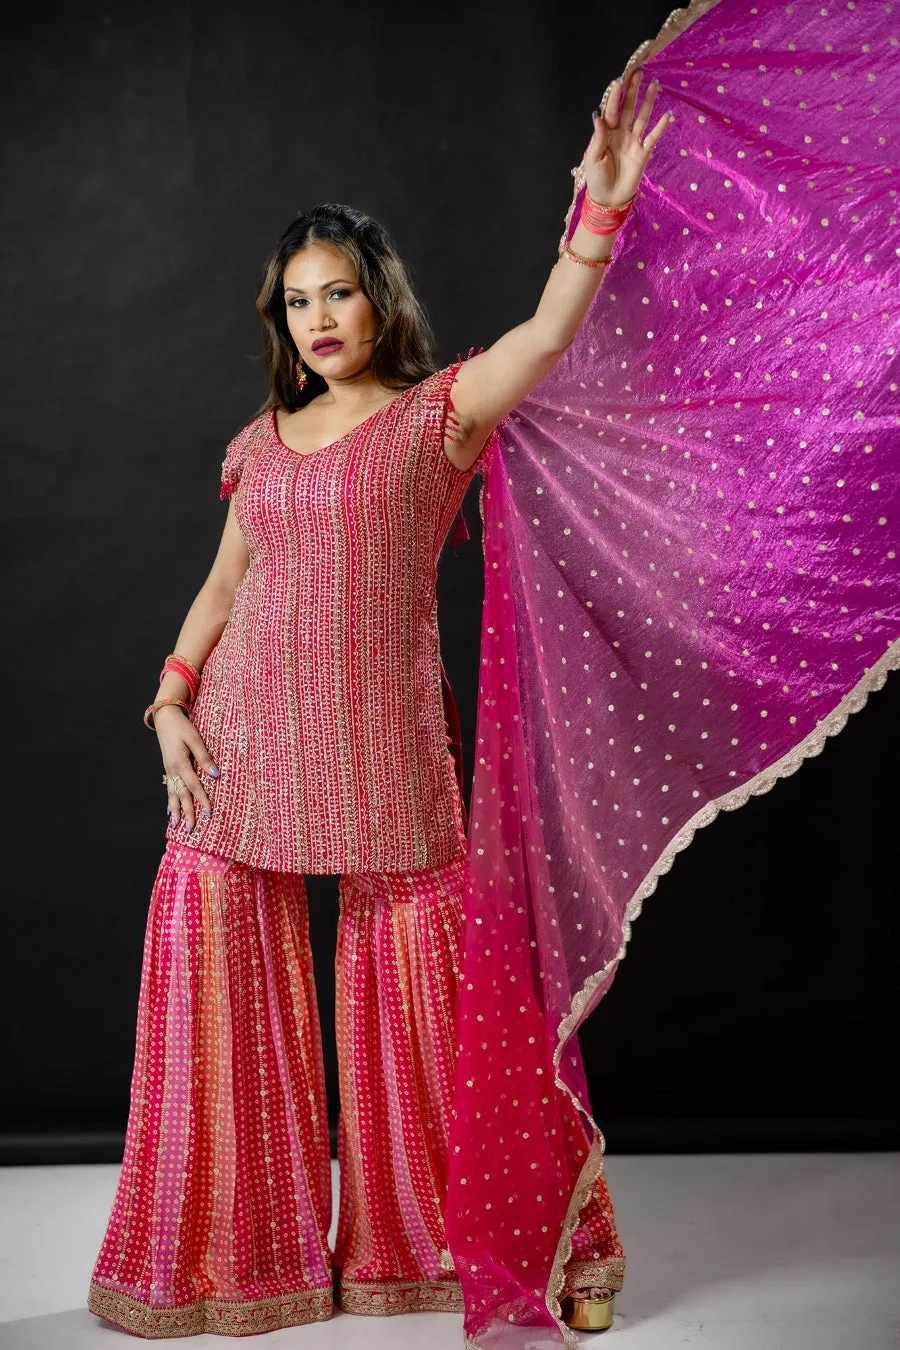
xmin=296 ymin=358 xmax=307 ymax=390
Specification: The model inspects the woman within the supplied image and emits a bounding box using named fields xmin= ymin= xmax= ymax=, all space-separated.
xmin=89 ymin=1 xmax=900 ymax=1344
xmin=87 ymin=50 xmax=669 ymax=1344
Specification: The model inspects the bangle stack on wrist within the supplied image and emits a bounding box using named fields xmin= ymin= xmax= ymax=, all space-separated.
xmin=580 ymin=188 xmax=637 ymax=235
xmin=143 ymin=652 xmax=203 ymax=729
xmin=561 ymin=188 xmax=637 ymax=270
xmin=159 ymin=652 xmax=202 ymax=702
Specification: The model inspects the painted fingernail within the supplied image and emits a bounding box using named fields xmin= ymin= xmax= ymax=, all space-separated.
xmin=203 ymin=808 xmax=211 ymax=818
xmin=209 ymin=766 xmax=220 ymax=778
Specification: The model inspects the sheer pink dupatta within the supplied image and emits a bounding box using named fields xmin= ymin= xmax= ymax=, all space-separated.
xmin=445 ymin=0 xmax=900 ymax=1345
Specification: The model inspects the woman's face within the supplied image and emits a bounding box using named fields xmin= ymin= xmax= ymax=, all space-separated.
xmin=283 ymin=242 xmax=380 ymax=384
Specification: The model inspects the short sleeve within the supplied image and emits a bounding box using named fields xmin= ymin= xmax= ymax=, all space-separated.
xmin=421 ymin=355 xmax=501 ymax=480
xmin=220 ymin=416 xmax=264 ymax=501
xmin=421 ymin=360 xmax=465 ymax=440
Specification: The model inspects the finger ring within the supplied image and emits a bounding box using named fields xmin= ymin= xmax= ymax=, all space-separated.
xmin=161 ymin=773 xmax=168 ymax=786
xmin=169 ymin=775 xmax=185 ymax=794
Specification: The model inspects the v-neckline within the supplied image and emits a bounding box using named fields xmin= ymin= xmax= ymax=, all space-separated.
xmin=270 ymin=386 xmax=415 ymax=460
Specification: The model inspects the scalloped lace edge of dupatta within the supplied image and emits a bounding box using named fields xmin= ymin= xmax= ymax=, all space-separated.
xmin=537 ymin=0 xmax=893 ymax=1335
xmin=554 ymin=634 xmax=900 ymax=1081
xmin=536 ymin=635 xmax=900 ymax=1345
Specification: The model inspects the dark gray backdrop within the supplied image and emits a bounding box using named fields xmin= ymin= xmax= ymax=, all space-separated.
xmin=2 ymin=0 xmax=897 ymax=1163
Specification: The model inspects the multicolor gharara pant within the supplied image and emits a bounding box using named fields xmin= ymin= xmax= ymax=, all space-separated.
xmin=88 ymin=840 xmax=622 ymax=1337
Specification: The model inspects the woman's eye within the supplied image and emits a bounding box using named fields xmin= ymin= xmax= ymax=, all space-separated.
xmin=288 ymin=289 xmax=350 ymax=309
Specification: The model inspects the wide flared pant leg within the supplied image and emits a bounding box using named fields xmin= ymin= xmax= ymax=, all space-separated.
xmin=88 ymin=841 xmax=334 ymax=1338
xmin=332 ymin=856 xmax=468 ymax=1315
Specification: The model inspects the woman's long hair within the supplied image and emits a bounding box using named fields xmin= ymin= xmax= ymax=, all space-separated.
xmin=255 ymin=203 xmax=438 ymax=413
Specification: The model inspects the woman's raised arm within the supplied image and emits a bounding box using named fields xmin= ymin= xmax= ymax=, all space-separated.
xmin=448 ymin=68 xmax=671 ymax=465
xmin=153 ymin=498 xmax=250 ymax=830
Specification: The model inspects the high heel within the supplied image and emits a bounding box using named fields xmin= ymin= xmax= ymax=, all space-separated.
xmin=562 ymin=1287 xmax=615 ymax=1332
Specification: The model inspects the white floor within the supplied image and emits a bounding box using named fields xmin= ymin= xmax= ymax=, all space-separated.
xmin=0 ymin=1154 xmax=897 ymax=1349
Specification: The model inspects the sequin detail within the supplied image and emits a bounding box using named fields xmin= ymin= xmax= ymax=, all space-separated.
xmin=179 ymin=363 xmax=486 ymax=874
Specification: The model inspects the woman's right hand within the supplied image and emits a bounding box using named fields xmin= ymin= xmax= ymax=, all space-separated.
xmin=155 ymin=705 xmax=218 ymax=831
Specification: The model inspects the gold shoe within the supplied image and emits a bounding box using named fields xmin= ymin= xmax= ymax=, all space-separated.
xmin=563 ymin=1287 xmax=615 ymax=1332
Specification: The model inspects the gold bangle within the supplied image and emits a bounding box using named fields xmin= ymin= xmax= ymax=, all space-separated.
xmin=562 ymin=241 xmax=613 ymax=268
xmin=143 ymin=697 xmax=192 ymax=730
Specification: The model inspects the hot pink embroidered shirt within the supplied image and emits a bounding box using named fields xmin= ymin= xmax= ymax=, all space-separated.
xmin=176 ymin=361 xmax=488 ymax=874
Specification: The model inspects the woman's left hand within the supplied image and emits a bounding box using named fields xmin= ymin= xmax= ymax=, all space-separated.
xmin=584 ymin=67 xmax=672 ymax=209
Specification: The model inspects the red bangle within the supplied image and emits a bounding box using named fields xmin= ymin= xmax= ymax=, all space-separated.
xmin=143 ymin=697 xmax=192 ymax=730
xmin=580 ymin=189 xmax=636 ymax=236
xmin=168 ymin=651 xmax=201 ymax=679
xmin=159 ymin=653 xmax=201 ymax=703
